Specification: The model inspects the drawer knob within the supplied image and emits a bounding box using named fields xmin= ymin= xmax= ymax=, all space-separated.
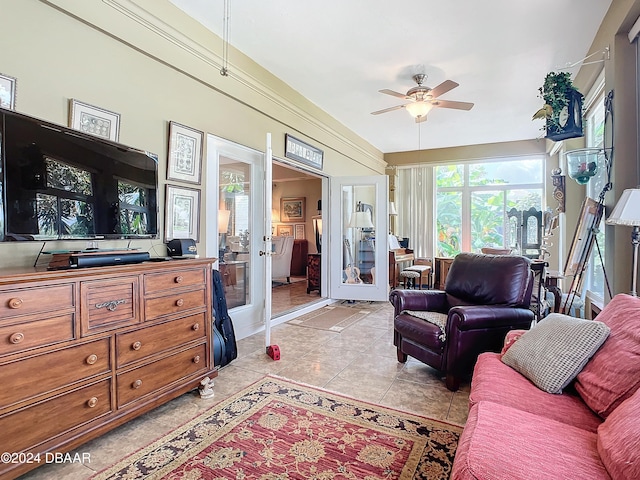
xmin=176 ymin=299 xmax=184 ymax=307
xmin=85 ymin=354 xmax=98 ymax=365
xmin=132 ymin=379 xmax=143 ymax=389
xmin=8 ymin=298 xmax=23 ymax=309
xmin=9 ymin=332 xmax=24 ymax=344
xmin=192 ymin=323 xmax=200 ymax=331
xmin=193 ymin=355 xmax=201 ymax=364
xmin=87 ymin=397 xmax=99 ymax=408
xmin=132 ymin=341 xmax=142 ymax=351
xmin=175 ymin=275 xmax=184 ymax=283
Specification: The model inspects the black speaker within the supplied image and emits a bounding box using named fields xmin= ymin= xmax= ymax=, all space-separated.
xmin=167 ymin=239 xmax=198 ymax=257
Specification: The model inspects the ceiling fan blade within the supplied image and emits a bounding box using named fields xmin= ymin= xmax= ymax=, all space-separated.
xmin=371 ymin=104 xmax=407 ymax=115
xmin=429 ymin=80 xmax=459 ymax=99
xmin=434 ymin=99 xmax=474 ymax=110
xmin=415 ymin=115 xmax=428 ymax=124
xmin=379 ymin=89 xmax=409 ymax=99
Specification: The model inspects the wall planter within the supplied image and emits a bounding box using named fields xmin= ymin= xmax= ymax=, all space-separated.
xmin=535 ymin=72 xmax=584 ymax=142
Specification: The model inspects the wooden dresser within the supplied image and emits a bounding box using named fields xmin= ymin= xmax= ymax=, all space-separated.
xmin=0 ymin=258 xmax=217 ymax=479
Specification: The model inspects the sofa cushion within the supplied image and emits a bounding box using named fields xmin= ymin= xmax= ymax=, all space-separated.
xmin=501 ymin=313 xmax=610 ymax=394
xmin=597 ymin=387 xmax=640 ymax=480
xmin=451 ymin=401 xmax=609 ymax=480
xmin=470 ymin=353 xmax=602 ymax=432
xmin=575 ymin=294 xmax=640 ymax=418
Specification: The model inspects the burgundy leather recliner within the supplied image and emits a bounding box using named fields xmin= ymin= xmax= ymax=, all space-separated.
xmin=390 ymin=253 xmax=534 ymax=391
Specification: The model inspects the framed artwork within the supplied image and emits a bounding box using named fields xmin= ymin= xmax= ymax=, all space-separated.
xmin=280 ymin=196 xmax=305 ymax=223
xmin=294 ymin=224 xmax=305 ymax=240
xmin=165 ymin=184 xmax=201 ymax=242
xmin=277 ymin=225 xmax=294 ymax=237
xmin=69 ymin=99 xmax=120 ymax=141
xmin=167 ymin=121 xmax=203 ymax=185
xmin=0 ymin=72 xmax=17 ymax=109
xmin=564 ymin=197 xmax=603 ymax=276
xmin=285 ymin=134 xmax=323 ymax=170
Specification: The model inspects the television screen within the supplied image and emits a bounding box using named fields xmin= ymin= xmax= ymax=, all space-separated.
xmin=0 ymin=107 xmax=158 ymax=241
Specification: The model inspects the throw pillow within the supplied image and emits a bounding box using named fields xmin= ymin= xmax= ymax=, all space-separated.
xmin=574 ymin=294 xmax=640 ymax=418
xmin=597 ymin=388 xmax=640 ymax=480
xmin=500 ymin=329 xmax=527 ymax=355
xmin=501 ymin=313 xmax=610 ymax=394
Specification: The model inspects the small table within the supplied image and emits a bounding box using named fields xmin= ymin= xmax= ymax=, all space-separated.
xmin=545 ymin=270 xmax=564 ymax=313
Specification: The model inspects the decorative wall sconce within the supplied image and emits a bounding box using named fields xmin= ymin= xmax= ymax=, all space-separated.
xmin=550 ymin=168 xmax=566 ymax=213
xmin=565 ymin=148 xmax=604 ymax=185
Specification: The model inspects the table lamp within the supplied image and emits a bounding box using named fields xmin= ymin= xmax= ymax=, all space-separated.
xmin=218 ymin=209 xmax=231 ymax=262
xmin=606 ymin=188 xmax=640 ymax=296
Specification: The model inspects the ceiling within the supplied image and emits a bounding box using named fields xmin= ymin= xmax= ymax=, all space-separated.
xmin=170 ymin=0 xmax=612 ymax=154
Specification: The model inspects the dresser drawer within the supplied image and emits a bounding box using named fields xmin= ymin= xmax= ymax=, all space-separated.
xmin=0 ymin=284 xmax=74 ymax=319
xmin=0 ymin=314 xmax=75 ymax=357
xmin=0 ymin=338 xmax=110 ymax=409
xmin=144 ymin=288 xmax=205 ymax=321
xmin=117 ymin=343 xmax=206 ymax=408
xmin=116 ymin=313 xmax=206 ymax=368
xmin=81 ymin=277 xmax=139 ymax=335
xmin=144 ymin=267 xmax=206 ymax=295
xmin=0 ymin=379 xmax=111 ymax=455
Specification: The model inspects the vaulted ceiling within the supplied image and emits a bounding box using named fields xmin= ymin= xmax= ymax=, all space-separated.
xmin=170 ymin=0 xmax=612 ymax=153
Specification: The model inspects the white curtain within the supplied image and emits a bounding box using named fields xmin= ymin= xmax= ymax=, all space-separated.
xmin=396 ymin=166 xmax=434 ymax=259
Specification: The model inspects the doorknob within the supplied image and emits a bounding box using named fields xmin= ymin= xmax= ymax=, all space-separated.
xmin=259 ymin=250 xmax=272 ymax=256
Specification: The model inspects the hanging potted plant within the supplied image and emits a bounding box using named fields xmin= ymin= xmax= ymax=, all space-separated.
xmin=533 ymin=71 xmax=584 ymax=142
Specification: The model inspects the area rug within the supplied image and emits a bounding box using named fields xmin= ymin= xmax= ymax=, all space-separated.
xmin=92 ymin=376 xmax=462 ymax=480
xmin=288 ymin=305 xmax=372 ymax=331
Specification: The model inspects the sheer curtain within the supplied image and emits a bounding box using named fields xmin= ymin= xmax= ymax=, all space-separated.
xmin=396 ymin=166 xmax=434 ymax=258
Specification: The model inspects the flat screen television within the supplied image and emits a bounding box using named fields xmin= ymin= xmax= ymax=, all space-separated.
xmin=0 ymin=107 xmax=159 ymax=241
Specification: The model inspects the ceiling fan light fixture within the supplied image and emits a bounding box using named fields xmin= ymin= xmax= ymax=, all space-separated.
xmin=405 ymin=101 xmax=432 ymax=119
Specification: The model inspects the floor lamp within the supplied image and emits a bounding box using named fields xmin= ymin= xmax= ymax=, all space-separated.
xmin=606 ymin=188 xmax=640 ymax=296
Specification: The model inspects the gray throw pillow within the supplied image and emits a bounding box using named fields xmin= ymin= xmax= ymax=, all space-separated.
xmin=501 ymin=313 xmax=610 ymax=394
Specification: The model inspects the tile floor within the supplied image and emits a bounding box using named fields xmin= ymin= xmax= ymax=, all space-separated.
xmin=18 ymin=300 xmax=470 ymax=479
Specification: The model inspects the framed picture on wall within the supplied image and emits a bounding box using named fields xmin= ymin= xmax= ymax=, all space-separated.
xmin=69 ymin=99 xmax=121 ymax=141
xmin=0 ymin=72 xmax=17 ymax=109
xmin=165 ymin=184 xmax=201 ymax=242
xmin=167 ymin=121 xmax=203 ymax=184
xmin=280 ymin=197 xmax=305 ymax=223
xmin=294 ymin=224 xmax=305 ymax=239
xmin=277 ymin=225 xmax=293 ymax=236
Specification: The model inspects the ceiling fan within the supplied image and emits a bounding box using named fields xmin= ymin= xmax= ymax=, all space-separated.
xmin=371 ymin=74 xmax=474 ymax=123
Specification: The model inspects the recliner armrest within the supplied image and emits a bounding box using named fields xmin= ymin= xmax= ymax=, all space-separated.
xmin=447 ymin=305 xmax=534 ymax=331
xmin=389 ymin=289 xmax=448 ymax=316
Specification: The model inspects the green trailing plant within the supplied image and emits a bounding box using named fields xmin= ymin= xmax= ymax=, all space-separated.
xmin=533 ymin=71 xmax=576 ymax=134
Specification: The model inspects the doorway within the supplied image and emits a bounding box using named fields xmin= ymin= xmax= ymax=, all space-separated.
xmin=270 ymin=160 xmax=326 ymax=317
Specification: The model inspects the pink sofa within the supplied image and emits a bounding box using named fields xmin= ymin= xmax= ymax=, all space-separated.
xmin=451 ymin=294 xmax=640 ymax=480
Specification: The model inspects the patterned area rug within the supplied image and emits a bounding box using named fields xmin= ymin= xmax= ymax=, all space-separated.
xmin=92 ymin=376 xmax=462 ymax=480
xmin=288 ymin=305 xmax=373 ymax=331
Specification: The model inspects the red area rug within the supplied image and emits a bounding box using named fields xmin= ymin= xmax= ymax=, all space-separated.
xmin=92 ymin=376 xmax=462 ymax=479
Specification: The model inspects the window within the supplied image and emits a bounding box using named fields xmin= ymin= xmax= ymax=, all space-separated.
xmin=435 ymin=157 xmax=544 ymax=257
xmin=584 ymin=72 xmax=606 ymax=301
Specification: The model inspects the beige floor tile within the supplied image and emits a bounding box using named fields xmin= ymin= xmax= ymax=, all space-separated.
xmin=17 ymin=297 xmax=470 ymax=480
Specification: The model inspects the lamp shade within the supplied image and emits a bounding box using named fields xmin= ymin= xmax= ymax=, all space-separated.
xmin=405 ymin=101 xmax=433 ymax=119
xmin=218 ymin=209 xmax=231 ymax=233
xmin=348 ymin=211 xmax=374 ymax=229
xmin=606 ymin=188 xmax=640 ymax=226
xmin=389 ymin=201 xmax=398 ymax=216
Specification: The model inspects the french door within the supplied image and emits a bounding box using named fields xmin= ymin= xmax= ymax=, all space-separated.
xmin=206 ymin=134 xmax=268 ymax=340
xmin=329 ymin=175 xmax=389 ymax=301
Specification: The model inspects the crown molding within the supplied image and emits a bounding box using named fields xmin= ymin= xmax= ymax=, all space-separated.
xmin=100 ymin=0 xmax=385 ymax=170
